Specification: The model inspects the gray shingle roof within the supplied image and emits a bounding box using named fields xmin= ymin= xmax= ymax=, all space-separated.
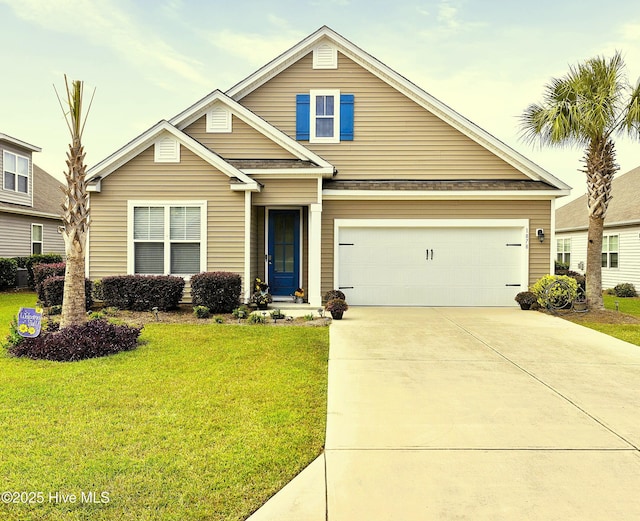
xmin=323 ymin=179 xmax=557 ymax=191
xmin=0 ymin=165 xmax=63 ymax=218
xmin=556 ymin=165 xmax=640 ymax=231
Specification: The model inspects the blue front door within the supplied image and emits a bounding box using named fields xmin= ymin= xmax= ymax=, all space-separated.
xmin=268 ymin=210 xmax=300 ymax=297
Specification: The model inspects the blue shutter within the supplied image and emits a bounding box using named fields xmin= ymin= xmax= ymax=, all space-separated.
xmin=340 ymin=94 xmax=354 ymax=141
xmin=296 ymin=94 xmax=310 ymax=141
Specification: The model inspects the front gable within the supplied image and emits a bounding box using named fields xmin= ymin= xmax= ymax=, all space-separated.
xmin=228 ymin=27 xmax=570 ymax=193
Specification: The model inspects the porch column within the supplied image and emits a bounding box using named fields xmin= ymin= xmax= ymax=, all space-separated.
xmin=308 ymin=203 xmax=322 ymax=307
xmin=244 ymin=191 xmax=252 ymax=303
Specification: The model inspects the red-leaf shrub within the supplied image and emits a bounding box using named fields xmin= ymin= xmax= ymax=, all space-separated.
xmin=100 ymin=275 xmax=184 ymax=311
xmin=8 ymin=320 xmax=142 ymax=362
xmin=33 ymin=262 xmax=66 ymax=301
xmin=41 ymin=276 xmax=93 ymax=309
xmin=191 ymin=272 xmax=242 ymax=313
xmin=24 ymin=254 xmax=63 ymax=288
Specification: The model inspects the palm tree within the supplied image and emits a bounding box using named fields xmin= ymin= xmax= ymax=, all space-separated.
xmin=55 ymin=77 xmax=95 ymax=328
xmin=521 ymin=52 xmax=640 ymax=309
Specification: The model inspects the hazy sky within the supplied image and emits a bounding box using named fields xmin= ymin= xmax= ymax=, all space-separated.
xmin=2 ymin=0 xmax=639 ymax=205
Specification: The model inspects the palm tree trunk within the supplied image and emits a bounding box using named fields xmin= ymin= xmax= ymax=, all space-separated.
xmin=583 ymin=138 xmax=617 ymax=310
xmin=59 ymin=141 xmax=89 ymax=328
xmin=585 ymin=215 xmax=604 ymax=309
xmin=61 ymin=250 xmax=86 ymax=328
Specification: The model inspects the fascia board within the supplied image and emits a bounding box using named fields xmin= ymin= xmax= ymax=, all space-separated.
xmin=226 ymin=26 xmax=571 ymax=191
xmin=242 ymin=168 xmax=333 ymax=177
xmin=322 ymin=189 xmax=571 ymax=200
xmin=0 ymin=133 xmax=41 ymax=152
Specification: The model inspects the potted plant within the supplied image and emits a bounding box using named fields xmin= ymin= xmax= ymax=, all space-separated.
xmin=324 ymin=289 xmax=346 ymax=302
xmin=251 ymin=282 xmax=272 ymax=310
xmin=326 ymin=298 xmax=348 ymax=320
xmin=514 ymin=291 xmax=537 ymax=310
xmin=294 ymin=287 xmax=305 ymax=304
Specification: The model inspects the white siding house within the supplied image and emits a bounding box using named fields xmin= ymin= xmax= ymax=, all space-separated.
xmin=555 ymin=165 xmax=640 ymax=290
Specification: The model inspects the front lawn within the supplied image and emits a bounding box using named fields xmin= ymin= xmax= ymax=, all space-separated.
xmin=561 ymin=293 xmax=640 ymax=347
xmin=0 ymin=292 xmax=329 ymax=521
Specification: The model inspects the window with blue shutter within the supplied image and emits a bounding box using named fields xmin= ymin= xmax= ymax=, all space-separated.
xmin=296 ymin=92 xmax=354 ymax=142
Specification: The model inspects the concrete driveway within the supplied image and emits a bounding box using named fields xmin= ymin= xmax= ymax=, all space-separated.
xmin=249 ymin=307 xmax=640 ymax=520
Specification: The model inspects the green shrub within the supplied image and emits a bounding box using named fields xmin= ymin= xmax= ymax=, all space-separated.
xmin=531 ymin=275 xmax=578 ymax=309
xmin=0 ymin=258 xmax=18 ymax=289
xmin=270 ymin=309 xmax=285 ymax=320
xmin=41 ymin=276 xmax=93 ymax=309
xmin=303 ymin=313 xmax=315 ymax=321
xmin=213 ymin=316 xmax=225 ymax=324
xmin=232 ymin=305 xmax=250 ymax=319
xmin=193 ymin=305 xmax=211 ymax=319
xmin=100 ymin=275 xmax=184 ymax=311
xmin=612 ymin=283 xmax=637 ymax=297
xmin=554 ymin=260 xmax=569 ymax=274
xmin=248 ymin=313 xmax=265 ymax=324
xmin=191 ymin=272 xmax=242 ymax=313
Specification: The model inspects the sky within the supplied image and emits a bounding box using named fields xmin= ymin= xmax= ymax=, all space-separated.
xmin=1 ymin=0 xmax=640 ymax=206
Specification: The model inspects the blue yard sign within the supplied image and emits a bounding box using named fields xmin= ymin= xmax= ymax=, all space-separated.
xmin=17 ymin=307 xmax=43 ymax=338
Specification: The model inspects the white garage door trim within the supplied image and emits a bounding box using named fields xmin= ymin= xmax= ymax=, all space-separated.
xmin=334 ymin=219 xmax=530 ymax=306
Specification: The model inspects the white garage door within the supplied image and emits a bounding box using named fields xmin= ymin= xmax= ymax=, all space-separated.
xmin=336 ymin=223 xmax=527 ymax=306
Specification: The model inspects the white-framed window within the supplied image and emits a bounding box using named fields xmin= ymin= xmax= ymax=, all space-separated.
xmin=31 ymin=224 xmax=43 ymax=255
xmin=129 ymin=201 xmax=206 ymax=276
xmin=602 ymin=235 xmax=619 ymax=269
xmin=310 ymin=89 xmax=340 ymax=143
xmin=3 ymin=151 xmax=29 ymax=193
xmin=556 ymin=238 xmax=571 ymax=266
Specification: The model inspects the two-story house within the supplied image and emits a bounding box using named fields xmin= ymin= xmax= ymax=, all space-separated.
xmin=0 ymin=133 xmax=65 ymax=258
xmin=85 ymin=26 xmax=570 ymax=307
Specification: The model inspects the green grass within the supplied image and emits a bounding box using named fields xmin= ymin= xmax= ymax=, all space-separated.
xmin=603 ymin=293 xmax=640 ymax=315
xmin=574 ymin=294 xmax=640 ymax=347
xmin=0 ymin=292 xmax=329 ymax=520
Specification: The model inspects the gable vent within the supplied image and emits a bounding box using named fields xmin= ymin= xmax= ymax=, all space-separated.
xmin=313 ymin=43 xmax=337 ymax=69
xmin=206 ymin=106 xmax=232 ymax=133
xmin=154 ymin=136 xmax=180 ymax=163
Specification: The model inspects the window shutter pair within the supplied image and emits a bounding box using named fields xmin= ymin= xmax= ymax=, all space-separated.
xmin=296 ymin=94 xmax=354 ymax=141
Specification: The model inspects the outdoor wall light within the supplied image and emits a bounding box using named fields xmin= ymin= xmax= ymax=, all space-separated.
xmin=536 ymin=229 xmax=545 ymax=243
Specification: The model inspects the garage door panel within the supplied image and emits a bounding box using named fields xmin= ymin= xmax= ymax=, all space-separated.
xmin=338 ymin=225 xmax=525 ymax=306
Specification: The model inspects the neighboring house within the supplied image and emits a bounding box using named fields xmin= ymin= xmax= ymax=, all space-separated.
xmin=86 ymin=26 xmax=570 ymax=307
xmin=555 ymin=165 xmax=640 ymax=290
xmin=0 ymin=133 xmax=65 ymax=258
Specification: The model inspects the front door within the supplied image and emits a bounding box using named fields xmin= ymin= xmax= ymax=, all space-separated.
xmin=268 ymin=210 xmax=300 ymax=297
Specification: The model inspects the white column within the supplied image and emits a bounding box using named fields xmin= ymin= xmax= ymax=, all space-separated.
xmin=244 ymin=191 xmax=252 ymax=303
xmin=308 ymin=203 xmax=322 ymax=307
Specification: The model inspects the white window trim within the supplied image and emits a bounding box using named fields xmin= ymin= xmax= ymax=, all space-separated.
xmin=310 ymin=89 xmax=340 ymax=144
xmin=127 ymin=200 xmax=207 ymax=277
xmin=31 ymin=223 xmax=43 ymax=255
xmin=3 ymin=150 xmax=29 ymax=193
xmin=556 ymin=237 xmax=571 ymax=264
xmin=602 ymin=234 xmax=619 ymax=269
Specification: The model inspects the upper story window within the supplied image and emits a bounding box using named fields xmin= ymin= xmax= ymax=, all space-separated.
xmin=311 ymin=90 xmax=340 ymax=142
xmin=3 ymin=151 xmax=29 ymax=193
xmin=602 ymin=235 xmax=619 ymax=269
xmin=296 ymin=91 xmax=354 ymax=143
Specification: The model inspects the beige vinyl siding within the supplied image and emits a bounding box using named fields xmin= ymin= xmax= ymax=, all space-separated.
xmin=184 ymin=115 xmax=297 ymax=160
xmin=89 ymin=145 xmax=246 ymax=280
xmin=240 ymin=53 xmax=529 ymax=181
xmin=321 ymin=199 xmax=551 ymax=295
xmin=252 ymin=177 xmax=320 ymax=206
xmin=0 ymin=213 xmax=64 ymax=257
